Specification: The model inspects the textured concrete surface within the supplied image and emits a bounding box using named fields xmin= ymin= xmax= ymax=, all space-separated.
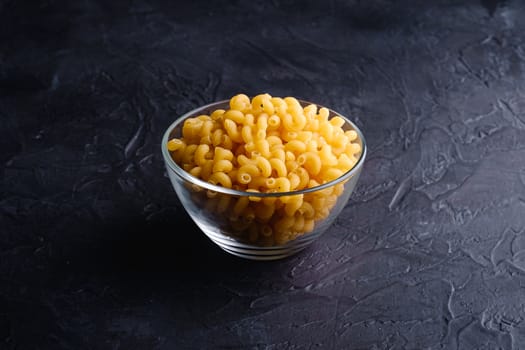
xmin=1 ymin=0 xmax=525 ymax=349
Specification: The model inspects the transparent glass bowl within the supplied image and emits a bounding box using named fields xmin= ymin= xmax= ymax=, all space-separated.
xmin=161 ymin=100 xmax=367 ymax=260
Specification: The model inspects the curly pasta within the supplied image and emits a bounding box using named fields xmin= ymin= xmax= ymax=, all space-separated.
xmin=168 ymin=93 xmax=362 ymax=245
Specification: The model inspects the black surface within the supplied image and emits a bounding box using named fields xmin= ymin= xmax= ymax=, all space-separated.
xmin=2 ymin=0 xmax=525 ymax=349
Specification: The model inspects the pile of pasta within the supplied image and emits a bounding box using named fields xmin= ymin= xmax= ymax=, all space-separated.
xmin=167 ymin=93 xmax=361 ymax=246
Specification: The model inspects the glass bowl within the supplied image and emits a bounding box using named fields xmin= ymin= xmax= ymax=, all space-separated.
xmin=161 ymin=100 xmax=367 ymax=260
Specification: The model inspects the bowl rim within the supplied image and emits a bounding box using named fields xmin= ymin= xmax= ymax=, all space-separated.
xmin=161 ymin=99 xmax=367 ymax=197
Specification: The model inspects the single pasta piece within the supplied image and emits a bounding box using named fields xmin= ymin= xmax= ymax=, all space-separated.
xmin=224 ymin=109 xmax=245 ymax=124
xmin=319 ymin=144 xmax=338 ymax=167
xmin=297 ymin=152 xmax=322 ymax=176
xmin=200 ymin=160 xmax=214 ymax=180
xmin=189 ymin=166 xmax=202 ymax=178
xmin=237 ymin=164 xmax=260 ymax=184
xmin=237 ymin=154 xmax=252 ymax=166
xmin=208 ymin=172 xmax=232 ymax=188
xmin=256 ymin=128 xmax=266 ymax=141
xmin=181 ymin=144 xmax=198 ymax=165
xmin=167 ymin=138 xmax=185 ymax=151
xmin=244 ymin=113 xmax=255 ymax=126
xmin=244 ymin=141 xmax=256 ymax=153
xmin=267 ymin=114 xmax=281 ymax=130
xmin=296 ymin=131 xmax=313 ymax=143
xmin=271 ymin=147 xmax=285 ymax=162
xmin=287 ymin=172 xmax=300 ymax=190
xmin=212 ymin=159 xmax=233 ymax=173
xmin=332 ymin=133 xmax=349 ymax=154
xmin=284 ymin=195 xmax=303 ymax=217
xmin=255 ymin=139 xmax=271 ymax=158
xmin=298 ymin=201 xmax=315 ymax=219
xmin=181 ymin=118 xmax=202 ymax=143
xmin=333 ymin=183 xmax=345 ymax=196
xmin=223 ymin=119 xmax=243 ymax=143
xmin=255 ymin=156 xmax=272 ymax=178
xmin=337 ymin=153 xmax=355 ymax=171
xmin=285 ymin=151 xmax=296 ymax=162
xmin=199 ymin=120 xmax=214 ymax=138
xmin=214 ymin=146 xmax=234 ymax=161
xmin=241 ymin=125 xmax=253 ymax=144
xmin=257 ymin=113 xmax=268 ymax=131
xmin=285 ymin=140 xmax=307 ymax=154
xmin=195 ymin=144 xmax=211 ymax=165
xmin=233 ymin=196 xmax=250 ymax=216
xmin=318 ymin=107 xmax=329 ymax=121
xmin=220 ymin=134 xmax=233 ymax=149
xmin=294 ymin=167 xmax=310 ymax=190
xmin=274 ymin=177 xmax=291 ymax=192
xmin=329 ymin=116 xmax=345 ymax=128
xmin=251 ymin=94 xmax=270 ymax=114
xmin=200 ymin=135 xmax=212 ymax=145
xmin=306 ymin=139 xmax=318 ymax=152
xmin=322 ymin=168 xmax=344 ymax=182
xmin=284 ymin=96 xmax=301 ymax=110
xmin=230 ymin=94 xmax=251 ymax=112
xmin=270 ymin=158 xmax=287 ymax=177
xmin=211 ymin=109 xmax=226 ymax=121
xmin=345 ymin=130 xmax=358 ymax=141
xmin=347 ymin=142 xmax=361 ymax=155
xmin=303 ymin=104 xmax=317 ymax=119
xmin=271 ymin=97 xmax=287 ymax=115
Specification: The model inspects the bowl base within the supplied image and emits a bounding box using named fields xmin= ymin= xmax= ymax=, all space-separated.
xmin=198 ymin=223 xmax=319 ymax=260
xmin=217 ymin=243 xmax=310 ymax=261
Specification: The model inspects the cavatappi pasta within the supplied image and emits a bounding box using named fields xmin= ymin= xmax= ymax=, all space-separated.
xmin=168 ymin=94 xmax=362 ymax=246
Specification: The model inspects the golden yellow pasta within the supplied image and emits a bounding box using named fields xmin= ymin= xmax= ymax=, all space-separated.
xmin=167 ymin=138 xmax=185 ymax=152
xmin=284 ymin=195 xmax=303 ymax=216
xmin=212 ymin=159 xmax=233 ymax=173
xmin=167 ymin=93 xmax=362 ymax=246
xmin=223 ymin=119 xmax=243 ymax=143
xmin=237 ymin=163 xmax=260 ymax=184
xmin=188 ymin=166 xmax=202 ymax=178
xmin=269 ymin=158 xmax=287 ymax=178
xmin=214 ymin=146 xmax=233 ymax=161
xmin=208 ymin=171 xmax=232 ymax=189
xmin=229 ymin=94 xmax=251 ymax=112
xmin=297 ymin=152 xmax=322 ymax=176
xmin=224 ymin=109 xmax=245 ymax=124
xmin=255 ymin=139 xmax=271 ymax=157
xmin=200 ymin=160 xmax=213 ymax=180
xmin=285 ymin=140 xmax=307 ymax=153
xmin=241 ymin=125 xmax=253 ymax=143
xmin=194 ymin=144 xmax=210 ymax=165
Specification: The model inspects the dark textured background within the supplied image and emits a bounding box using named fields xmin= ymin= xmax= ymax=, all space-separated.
xmin=2 ymin=0 xmax=525 ymax=348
